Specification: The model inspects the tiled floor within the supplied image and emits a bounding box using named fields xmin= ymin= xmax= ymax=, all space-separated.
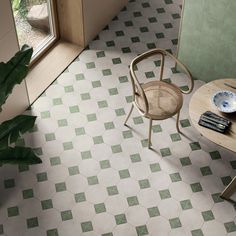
xmin=1 ymin=0 xmax=236 ymax=235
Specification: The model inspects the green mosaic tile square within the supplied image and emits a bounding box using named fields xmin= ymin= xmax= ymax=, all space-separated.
xmin=159 ymin=189 xmax=171 ymax=199
xmin=148 ymin=17 xmax=157 ymax=23
xmin=147 ymin=43 xmax=156 ymax=49
xmin=190 ymin=183 xmax=203 ymax=193
xmin=221 ymin=176 xmax=232 ymax=186
xmin=156 ymin=33 xmax=165 ymax=39
xmin=150 ymin=163 xmax=161 ymax=172
xmin=230 ymin=160 xmax=236 ymax=169
xmin=75 ymin=192 xmax=86 ymax=203
xmin=131 ymin=36 xmax=140 ymax=43
xmin=47 ymin=228 xmax=58 ymax=236
xmin=171 ymin=39 xmax=178 ymax=45
xmin=86 ymin=62 xmax=95 ymax=69
xmin=180 ymin=119 xmax=191 ymax=128
xmin=50 ymin=156 xmax=61 ymax=166
xmin=211 ymin=193 xmax=224 ymax=203
xmin=160 ymin=148 xmax=171 ymax=157
xmin=148 ymin=207 xmax=160 ymax=217
xmin=191 ymin=229 xmax=204 ymax=236
xmin=202 ymin=210 xmax=215 ymax=221
xmin=93 ymin=136 xmax=104 ymax=144
xmin=53 ymin=98 xmax=63 ymax=106
xmin=22 ymin=189 xmax=34 ymax=199
xmin=190 ymin=142 xmax=201 ymax=151
xmin=145 ymin=71 xmax=155 ymax=78
xmin=170 ymin=173 xmax=182 ymax=182
xmin=87 ymin=176 xmax=99 ymax=185
xmin=37 ymin=172 xmax=48 ymax=182
xmin=116 ymin=30 xmax=125 ymax=37
xmin=122 ymin=47 xmax=131 ymax=53
xmin=115 ymin=214 xmax=127 ymax=225
xmin=7 ymin=206 xmax=19 ymax=217
xmin=209 ymin=151 xmax=221 ymax=160
xmin=41 ymin=199 xmax=53 ymax=210
xmin=164 ymin=23 xmax=173 ymax=29
xmin=41 ymin=111 xmax=50 ymax=119
xmin=29 ymin=124 xmax=38 ymax=133
xmin=200 ymin=166 xmax=212 ymax=176
xmin=104 ymin=122 xmax=115 ymax=130
xmin=111 ymin=145 xmax=122 ymax=154
xmin=76 ymin=73 xmax=85 ymax=80
xmin=169 ymin=217 xmax=182 ymax=229
xmin=0 ymin=225 xmax=3 ymax=235
xmin=142 ymin=2 xmax=150 ymax=8
xmin=63 ymin=142 xmax=73 ymax=150
xmin=81 ymin=93 xmax=91 ymax=100
xmin=130 ymin=153 xmax=141 ymax=163
xmin=75 ymin=127 xmax=85 ymax=136
xmin=27 ymin=217 xmax=39 ymax=228
xmin=133 ymin=11 xmax=142 ymax=17
xmin=102 ymin=69 xmax=112 ymax=76
xmin=124 ymin=20 xmax=133 ymax=27
xmin=154 ymin=60 xmax=161 ymax=67
xmin=141 ymin=139 xmax=148 ymax=148
xmin=4 ymin=179 xmax=15 ymax=189
xmin=133 ymin=116 xmax=143 ymax=124
xmin=119 ymin=169 xmax=130 ymax=179
xmin=119 ymin=76 xmax=128 ymax=83
xmin=92 ymin=80 xmax=101 ymax=88
xmin=68 ymin=166 xmax=79 ymax=176
xmin=112 ymin=58 xmax=122 ymax=64
xmin=106 ymin=40 xmax=115 ymax=47
xmin=87 ymin=113 xmax=97 ymax=122
xmin=61 ymin=210 xmax=73 ymax=221
xmin=81 ymin=151 xmax=92 ymax=159
xmin=33 ymin=147 xmax=43 ymax=156
xmin=115 ymin=108 xmax=125 ymax=116
xmin=136 ymin=225 xmax=149 ymax=236
xmin=57 ymin=119 xmax=68 ymax=127
xmin=18 ymin=164 xmax=29 ymax=172
xmin=180 ymin=199 xmax=193 ymax=210
xmin=164 ymin=0 xmax=173 ymax=4
xmin=96 ymin=51 xmax=105 ymax=58
xmin=140 ymin=26 xmax=149 ymax=33
xmin=94 ymin=203 xmax=106 ymax=214
xmin=107 ymin=186 xmax=119 ymax=196
xmin=180 ymin=157 xmax=192 ymax=166
xmin=127 ymin=196 xmax=139 ymax=206
xmin=100 ymin=160 xmax=111 ymax=169
xmin=122 ymin=130 xmax=133 ymax=139
xmin=55 ymin=182 xmax=67 ymax=192
xmin=98 ymin=100 xmax=108 ymax=108
xmin=170 ymin=133 xmax=181 ymax=142
xmin=69 ymin=105 xmax=79 ymax=113
xmin=139 ymin=179 xmax=150 ymax=189
xmin=102 ymin=233 xmax=113 ymax=236
xmin=109 ymin=88 xmax=118 ymax=96
xmin=172 ymin=13 xmax=180 ymax=19
xmin=126 ymin=95 xmax=133 ymax=103
xmin=224 ymin=221 xmax=236 ymax=233
xmin=64 ymin=85 xmax=74 ymax=93
xmin=45 ymin=133 xmax=56 ymax=142
xmin=81 ymin=221 xmax=93 ymax=232
xmin=157 ymin=8 xmax=165 ymax=13
xmin=152 ymin=124 xmax=162 ymax=133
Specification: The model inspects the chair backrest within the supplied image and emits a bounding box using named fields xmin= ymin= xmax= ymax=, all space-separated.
xmin=129 ymin=48 xmax=194 ymax=115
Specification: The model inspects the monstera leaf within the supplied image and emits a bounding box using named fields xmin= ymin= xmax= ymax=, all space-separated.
xmin=0 ymin=146 xmax=42 ymax=164
xmin=0 ymin=44 xmax=33 ymax=111
xmin=0 ymin=115 xmax=37 ymax=150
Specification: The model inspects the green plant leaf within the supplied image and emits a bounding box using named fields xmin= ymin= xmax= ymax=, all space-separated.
xmin=0 ymin=146 xmax=42 ymax=165
xmin=0 ymin=115 xmax=36 ymax=150
xmin=0 ymin=44 xmax=33 ymax=111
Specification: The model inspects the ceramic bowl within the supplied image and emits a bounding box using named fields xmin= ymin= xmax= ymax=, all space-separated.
xmin=212 ymin=90 xmax=236 ymax=113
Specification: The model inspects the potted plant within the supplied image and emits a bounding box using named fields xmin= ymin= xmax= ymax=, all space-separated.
xmin=0 ymin=44 xmax=42 ymax=165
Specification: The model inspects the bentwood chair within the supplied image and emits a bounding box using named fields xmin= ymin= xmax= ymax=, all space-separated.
xmin=124 ymin=48 xmax=194 ymax=148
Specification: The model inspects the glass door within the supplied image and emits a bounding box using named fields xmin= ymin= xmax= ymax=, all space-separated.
xmin=11 ymin=0 xmax=58 ymax=63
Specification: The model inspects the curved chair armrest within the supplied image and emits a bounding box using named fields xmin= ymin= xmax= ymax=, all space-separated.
xmin=130 ymin=48 xmax=194 ymax=94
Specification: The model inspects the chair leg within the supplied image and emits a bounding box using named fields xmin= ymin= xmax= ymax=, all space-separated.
xmin=124 ymin=104 xmax=134 ymax=125
xmin=148 ymin=119 xmax=153 ymax=149
xmin=176 ymin=110 xmax=181 ymax=133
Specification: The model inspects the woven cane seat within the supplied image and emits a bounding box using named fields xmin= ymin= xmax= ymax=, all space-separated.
xmin=135 ymin=81 xmax=183 ymax=120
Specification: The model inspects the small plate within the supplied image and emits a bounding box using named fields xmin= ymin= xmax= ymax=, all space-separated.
xmin=212 ymin=90 xmax=236 ymax=113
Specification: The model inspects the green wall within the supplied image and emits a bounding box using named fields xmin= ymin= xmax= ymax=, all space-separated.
xmin=177 ymin=0 xmax=236 ymax=82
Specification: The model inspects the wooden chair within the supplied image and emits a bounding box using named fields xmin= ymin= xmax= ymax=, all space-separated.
xmin=124 ymin=48 xmax=194 ymax=148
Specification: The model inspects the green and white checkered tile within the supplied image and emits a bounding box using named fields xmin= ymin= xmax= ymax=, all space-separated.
xmin=0 ymin=0 xmax=235 ymax=235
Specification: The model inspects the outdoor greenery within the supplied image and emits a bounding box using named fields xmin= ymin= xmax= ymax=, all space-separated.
xmin=0 ymin=45 xmax=42 ymax=165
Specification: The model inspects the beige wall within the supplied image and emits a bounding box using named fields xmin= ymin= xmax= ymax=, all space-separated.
xmin=0 ymin=0 xmax=29 ymax=122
